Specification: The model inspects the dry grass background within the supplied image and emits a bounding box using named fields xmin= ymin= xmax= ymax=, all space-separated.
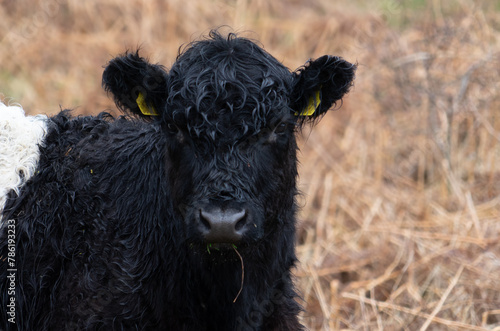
xmin=1 ymin=0 xmax=500 ymax=329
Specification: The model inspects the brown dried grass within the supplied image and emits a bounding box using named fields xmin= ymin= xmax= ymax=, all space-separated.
xmin=1 ymin=0 xmax=499 ymax=329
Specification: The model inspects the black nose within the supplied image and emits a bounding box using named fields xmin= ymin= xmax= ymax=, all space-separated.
xmin=198 ymin=207 xmax=248 ymax=243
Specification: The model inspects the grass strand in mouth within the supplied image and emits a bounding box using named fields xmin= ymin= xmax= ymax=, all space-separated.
xmin=232 ymin=244 xmax=244 ymax=303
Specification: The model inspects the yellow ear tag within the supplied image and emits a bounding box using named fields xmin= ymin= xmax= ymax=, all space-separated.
xmin=136 ymin=92 xmax=159 ymax=116
xmin=295 ymin=90 xmax=321 ymax=116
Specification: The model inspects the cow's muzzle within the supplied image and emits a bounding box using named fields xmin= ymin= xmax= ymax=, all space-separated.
xmin=194 ymin=205 xmax=249 ymax=244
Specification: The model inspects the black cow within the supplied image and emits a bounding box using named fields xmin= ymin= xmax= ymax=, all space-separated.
xmin=0 ymin=30 xmax=355 ymax=330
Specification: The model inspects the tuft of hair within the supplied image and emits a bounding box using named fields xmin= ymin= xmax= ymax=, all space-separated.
xmin=0 ymin=101 xmax=48 ymax=219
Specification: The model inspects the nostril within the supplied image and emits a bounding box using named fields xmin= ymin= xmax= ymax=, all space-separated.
xmin=199 ymin=210 xmax=211 ymax=231
xmin=234 ymin=212 xmax=247 ymax=231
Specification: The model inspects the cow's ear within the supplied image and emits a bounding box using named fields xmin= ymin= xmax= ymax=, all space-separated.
xmin=102 ymin=51 xmax=168 ymax=120
xmin=291 ymin=55 xmax=356 ymax=121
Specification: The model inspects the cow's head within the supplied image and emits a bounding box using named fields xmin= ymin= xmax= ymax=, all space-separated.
xmin=102 ymin=31 xmax=355 ymax=250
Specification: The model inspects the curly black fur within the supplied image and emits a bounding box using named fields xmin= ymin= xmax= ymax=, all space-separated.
xmin=0 ymin=30 xmax=356 ymax=330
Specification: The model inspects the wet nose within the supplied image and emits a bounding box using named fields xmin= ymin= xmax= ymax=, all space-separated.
xmin=198 ymin=207 xmax=248 ymax=243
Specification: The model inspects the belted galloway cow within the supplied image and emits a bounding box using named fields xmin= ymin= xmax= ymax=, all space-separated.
xmin=0 ymin=30 xmax=355 ymax=330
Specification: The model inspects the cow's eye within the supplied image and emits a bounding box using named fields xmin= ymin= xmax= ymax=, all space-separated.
xmin=274 ymin=123 xmax=288 ymax=134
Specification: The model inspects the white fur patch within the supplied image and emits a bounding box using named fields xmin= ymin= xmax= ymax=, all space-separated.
xmin=0 ymin=101 xmax=48 ymax=221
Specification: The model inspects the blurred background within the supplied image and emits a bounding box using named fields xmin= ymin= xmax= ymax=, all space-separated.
xmin=1 ymin=0 xmax=500 ymax=329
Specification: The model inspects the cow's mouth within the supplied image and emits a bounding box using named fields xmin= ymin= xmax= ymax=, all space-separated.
xmin=205 ymin=242 xmax=237 ymax=252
